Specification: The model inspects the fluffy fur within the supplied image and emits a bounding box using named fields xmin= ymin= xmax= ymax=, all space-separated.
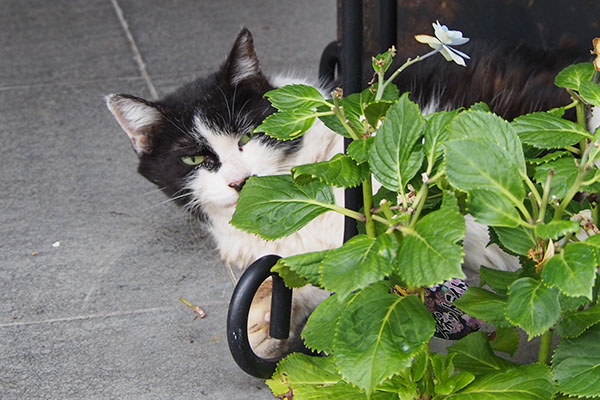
xmin=107 ymin=28 xmax=596 ymax=356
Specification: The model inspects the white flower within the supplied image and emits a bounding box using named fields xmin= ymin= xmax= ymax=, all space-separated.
xmin=415 ymin=21 xmax=470 ymax=66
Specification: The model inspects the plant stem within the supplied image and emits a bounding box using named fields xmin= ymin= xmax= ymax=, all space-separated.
xmin=375 ymin=50 xmax=437 ymax=101
xmin=538 ymin=170 xmax=554 ymax=223
xmin=523 ymin=174 xmax=543 ymax=209
xmin=363 ymin=178 xmax=376 ymax=237
xmin=410 ymin=183 xmax=429 ymax=228
xmin=332 ymin=95 xmax=362 ymax=140
xmin=537 ymin=329 xmax=553 ymax=365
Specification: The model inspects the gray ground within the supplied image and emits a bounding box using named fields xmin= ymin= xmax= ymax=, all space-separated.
xmin=0 ymin=1 xmax=335 ymax=398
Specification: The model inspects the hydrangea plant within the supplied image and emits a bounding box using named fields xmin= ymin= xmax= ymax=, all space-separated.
xmin=231 ymin=23 xmax=600 ymax=400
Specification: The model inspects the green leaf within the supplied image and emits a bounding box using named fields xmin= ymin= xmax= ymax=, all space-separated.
xmin=267 ymin=353 xmax=341 ymax=396
xmin=319 ymin=84 xmax=399 ymax=137
xmin=333 ymin=285 xmax=435 ymax=394
xmin=580 ymin=80 xmax=600 ymax=107
xmin=295 ymin=384 xmax=397 ymax=400
xmin=490 ymin=326 xmax=520 ymax=356
xmin=479 ymin=266 xmax=520 ymax=296
xmin=454 ymin=287 xmax=510 ymax=327
xmin=372 ymin=49 xmax=394 ymax=74
xmin=552 ymin=323 xmax=600 ymax=398
xmin=535 ymin=220 xmax=580 ymax=239
xmin=302 ymin=293 xmax=349 ymax=354
xmin=527 ymin=150 xmax=572 ymax=165
xmin=231 ymin=175 xmax=335 ymax=240
xmin=396 ymin=206 xmax=465 ymax=287
xmin=467 ymin=189 xmax=522 ymax=228
xmin=271 ymin=259 xmax=309 ymax=288
xmin=505 ymin=277 xmax=561 ymax=339
xmin=541 ymin=242 xmax=597 ymax=299
xmin=319 ymin=234 xmax=396 ymax=299
xmin=264 ymin=84 xmax=328 ymax=111
xmin=364 ymin=100 xmax=393 ymax=127
xmin=445 ymin=364 xmax=556 ymax=400
xmin=554 ymin=62 xmax=595 ymax=90
xmin=447 ymin=110 xmax=525 ymax=173
xmin=533 ymin=156 xmax=577 ymax=199
xmin=512 ymin=112 xmax=592 ymax=149
xmin=424 ymin=110 xmax=458 ymax=168
xmin=275 ymin=249 xmax=332 ymax=288
xmin=469 ymin=102 xmax=491 ymax=112
xmin=559 ymin=293 xmax=589 ymax=313
xmin=556 ymin=303 xmax=600 ymax=338
xmin=444 ymin=139 xmax=525 ymax=209
xmin=254 ymin=108 xmax=317 ymax=140
xmin=369 ymin=93 xmax=426 ymax=192
xmin=492 ymin=226 xmax=536 ymax=256
xmin=292 ymin=153 xmax=370 ymax=188
xmin=346 ymin=137 xmax=374 ymax=164
xmin=448 ymin=331 xmax=515 ymax=375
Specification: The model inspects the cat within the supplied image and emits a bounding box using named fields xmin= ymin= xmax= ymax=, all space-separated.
xmin=106 ymin=28 xmax=597 ymax=357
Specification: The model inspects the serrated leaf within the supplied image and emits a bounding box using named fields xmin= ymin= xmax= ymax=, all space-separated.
xmin=396 ymin=206 xmax=465 ymax=287
xmin=424 ymin=110 xmax=458 ymax=167
xmin=267 ymin=353 xmax=341 ymax=396
xmin=556 ymin=303 xmax=600 ymax=338
xmin=533 ymin=156 xmax=578 ymax=199
xmin=264 ymin=84 xmax=328 ymax=111
xmin=527 ymin=150 xmax=572 ymax=165
xmin=444 ymin=139 xmax=525 ymax=209
xmin=447 ymin=331 xmax=515 ymax=375
xmin=535 ymin=220 xmax=580 ymax=239
xmin=492 ymin=226 xmax=536 ymax=256
xmin=446 ymin=364 xmax=556 ymax=400
xmin=271 ymin=259 xmax=309 ymax=288
xmin=254 ymin=108 xmax=317 ymax=140
xmin=552 ymin=323 xmax=600 ymax=398
xmin=346 ymin=137 xmax=374 ymax=164
xmin=505 ymin=277 xmax=561 ymax=339
xmin=302 ymin=293 xmax=348 ymax=354
xmin=469 ymin=102 xmax=491 ymax=112
xmin=319 ymin=234 xmax=396 ymax=299
xmin=554 ymin=62 xmax=595 ymax=90
xmin=454 ymin=287 xmax=510 ymax=327
xmin=231 ymin=175 xmax=335 ymax=240
xmin=580 ymin=80 xmax=600 ymax=107
xmin=447 ymin=110 xmax=525 ymax=173
xmin=275 ymin=249 xmax=332 ymax=288
xmin=582 ymin=233 xmax=600 ymax=262
xmin=490 ymin=326 xmax=520 ymax=356
xmin=295 ymin=384 xmax=397 ymax=400
xmin=333 ymin=285 xmax=435 ymax=394
xmin=541 ymin=242 xmax=597 ymax=299
xmin=467 ymin=189 xmax=523 ymax=228
xmin=512 ymin=112 xmax=592 ymax=149
xmin=369 ymin=93 xmax=426 ymax=192
xmin=479 ymin=266 xmax=520 ymax=295
xmin=292 ymin=153 xmax=370 ymax=188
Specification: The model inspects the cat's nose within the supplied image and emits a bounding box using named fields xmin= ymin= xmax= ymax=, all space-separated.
xmin=229 ymin=177 xmax=249 ymax=192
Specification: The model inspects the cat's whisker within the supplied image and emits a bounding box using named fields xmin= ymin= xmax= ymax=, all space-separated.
xmin=142 ymin=191 xmax=192 ymax=211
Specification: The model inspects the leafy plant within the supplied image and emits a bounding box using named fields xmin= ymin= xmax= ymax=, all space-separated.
xmin=232 ymin=24 xmax=600 ymax=400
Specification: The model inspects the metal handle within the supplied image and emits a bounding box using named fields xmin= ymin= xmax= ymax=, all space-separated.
xmin=226 ymin=255 xmax=292 ymax=378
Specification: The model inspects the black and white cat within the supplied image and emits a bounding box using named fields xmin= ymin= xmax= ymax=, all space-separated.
xmin=106 ymin=28 xmax=598 ymax=356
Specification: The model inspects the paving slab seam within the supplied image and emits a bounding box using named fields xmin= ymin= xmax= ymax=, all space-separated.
xmin=0 ymin=76 xmax=147 ymax=93
xmin=109 ymin=0 xmax=158 ymax=100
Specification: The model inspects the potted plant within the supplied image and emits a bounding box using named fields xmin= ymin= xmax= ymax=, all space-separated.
xmin=231 ymin=24 xmax=600 ymax=400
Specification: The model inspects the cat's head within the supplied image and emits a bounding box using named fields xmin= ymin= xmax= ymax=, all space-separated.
xmin=106 ymin=28 xmax=301 ymax=219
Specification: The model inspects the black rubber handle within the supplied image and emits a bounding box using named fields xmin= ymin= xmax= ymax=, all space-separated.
xmin=226 ymin=255 xmax=290 ymax=378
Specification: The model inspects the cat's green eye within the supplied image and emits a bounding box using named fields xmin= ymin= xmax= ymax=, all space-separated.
xmin=238 ymin=132 xmax=253 ymax=147
xmin=181 ymin=155 xmax=206 ymax=166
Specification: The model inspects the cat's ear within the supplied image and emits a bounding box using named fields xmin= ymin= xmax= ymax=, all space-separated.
xmin=224 ymin=27 xmax=262 ymax=85
xmin=105 ymin=94 xmax=161 ymax=155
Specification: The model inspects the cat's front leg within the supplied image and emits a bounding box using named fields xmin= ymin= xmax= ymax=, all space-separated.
xmin=247 ymin=281 xmax=329 ymax=358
